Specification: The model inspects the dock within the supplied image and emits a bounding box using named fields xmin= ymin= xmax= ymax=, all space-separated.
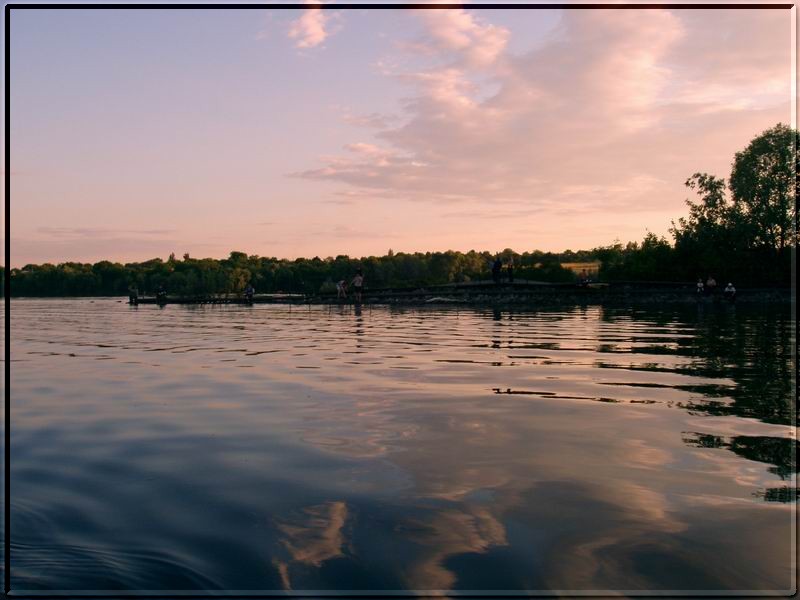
xmin=133 ymin=293 xmax=307 ymax=305
xmin=128 ymin=281 xmax=788 ymax=306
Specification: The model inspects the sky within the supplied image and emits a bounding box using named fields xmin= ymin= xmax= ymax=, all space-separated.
xmin=6 ymin=4 xmax=795 ymax=267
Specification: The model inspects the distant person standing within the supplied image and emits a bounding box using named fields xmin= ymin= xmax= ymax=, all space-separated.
xmin=724 ymin=282 xmax=736 ymax=302
xmin=351 ymin=269 xmax=364 ymax=303
xmin=244 ymin=283 xmax=255 ymax=302
xmin=506 ymin=257 xmax=514 ymax=283
xmin=336 ymin=279 xmax=348 ymax=300
xmin=696 ymin=278 xmax=704 ymax=295
xmin=492 ymin=258 xmax=502 ymax=284
xmin=706 ymin=275 xmax=717 ymax=295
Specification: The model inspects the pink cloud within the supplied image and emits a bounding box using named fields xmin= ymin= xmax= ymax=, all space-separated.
xmin=293 ymin=7 xmax=791 ymax=230
xmin=664 ymin=9 xmax=790 ymax=111
xmin=414 ymin=7 xmax=510 ymax=67
xmin=288 ymin=3 xmax=337 ymax=49
xmin=342 ymin=111 xmax=398 ymax=129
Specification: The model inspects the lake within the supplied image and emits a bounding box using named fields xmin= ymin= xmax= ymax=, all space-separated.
xmin=6 ymin=298 xmax=796 ymax=593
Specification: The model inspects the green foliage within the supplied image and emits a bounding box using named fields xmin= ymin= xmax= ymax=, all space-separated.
xmin=667 ymin=123 xmax=796 ymax=285
xmin=7 ymin=249 xmax=575 ymax=297
xmin=595 ymin=234 xmax=677 ymax=282
xmin=729 ymin=123 xmax=797 ymax=251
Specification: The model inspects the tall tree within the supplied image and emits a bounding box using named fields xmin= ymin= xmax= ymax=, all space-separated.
xmin=672 ymin=173 xmax=732 ymax=243
xmin=729 ymin=123 xmax=797 ymax=251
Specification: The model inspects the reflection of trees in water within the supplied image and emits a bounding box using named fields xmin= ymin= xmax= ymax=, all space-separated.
xmin=598 ymin=305 xmax=795 ymax=498
xmin=480 ymin=305 xmax=792 ymax=428
xmin=683 ymin=432 xmax=798 ymax=499
xmin=598 ymin=305 xmax=794 ymax=425
xmin=726 ymin=436 xmax=796 ymax=480
xmin=678 ymin=306 xmax=795 ymax=426
xmin=753 ymin=487 xmax=798 ymax=503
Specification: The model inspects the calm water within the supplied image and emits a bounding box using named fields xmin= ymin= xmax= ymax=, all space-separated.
xmin=6 ymin=298 xmax=797 ymax=593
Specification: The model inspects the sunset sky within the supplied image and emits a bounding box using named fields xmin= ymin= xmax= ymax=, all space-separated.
xmin=7 ymin=4 xmax=794 ymax=267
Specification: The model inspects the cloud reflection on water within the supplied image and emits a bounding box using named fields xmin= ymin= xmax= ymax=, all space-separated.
xmin=273 ymin=501 xmax=350 ymax=590
xmin=8 ymin=300 xmax=795 ymax=592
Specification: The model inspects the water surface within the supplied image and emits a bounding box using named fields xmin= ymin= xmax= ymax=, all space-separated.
xmin=8 ymin=299 xmax=797 ymax=593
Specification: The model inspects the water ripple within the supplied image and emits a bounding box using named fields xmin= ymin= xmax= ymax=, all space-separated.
xmin=6 ymin=299 xmax=796 ymax=592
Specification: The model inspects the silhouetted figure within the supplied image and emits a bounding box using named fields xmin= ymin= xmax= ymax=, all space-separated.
xmin=492 ymin=258 xmax=502 ymax=284
xmin=351 ymin=269 xmax=364 ymax=303
xmin=336 ymin=280 xmax=348 ymax=300
xmin=724 ymin=282 xmax=736 ymax=302
xmin=696 ymin=278 xmax=704 ymax=295
xmin=156 ymin=284 xmax=167 ymax=303
xmin=128 ymin=285 xmax=139 ymax=305
xmin=507 ymin=258 xmax=514 ymax=283
xmin=244 ymin=283 xmax=255 ymax=302
xmin=705 ymin=275 xmax=717 ymax=296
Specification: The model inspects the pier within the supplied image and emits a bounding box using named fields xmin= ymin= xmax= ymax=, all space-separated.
xmin=129 ymin=281 xmax=790 ymax=306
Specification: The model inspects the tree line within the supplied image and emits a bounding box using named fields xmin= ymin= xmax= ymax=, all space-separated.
xmin=5 ymin=249 xmax=580 ymax=297
xmin=4 ymin=123 xmax=795 ymax=297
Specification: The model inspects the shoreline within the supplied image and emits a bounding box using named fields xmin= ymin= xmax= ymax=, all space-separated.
xmin=118 ymin=282 xmax=793 ymax=306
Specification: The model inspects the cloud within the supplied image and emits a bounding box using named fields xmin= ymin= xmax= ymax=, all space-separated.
xmin=36 ymin=226 xmax=175 ymax=239
xmin=293 ymin=8 xmax=790 ymax=224
xmin=664 ymin=9 xmax=790 ymax=111
xmin=288 ymin=3 xmax=338 ymax=49
xmin=342 ymin=111 xmax=398 ymax=129
xmin=401 ymin=67 xmax=480 ymax=112
xmin=310 ymin=223 xmax=400 ymax=240
xmin=413 ymin=7 xmax=510 ymax=67
xmin=319 ymin=198 xmax=356 ymax=206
